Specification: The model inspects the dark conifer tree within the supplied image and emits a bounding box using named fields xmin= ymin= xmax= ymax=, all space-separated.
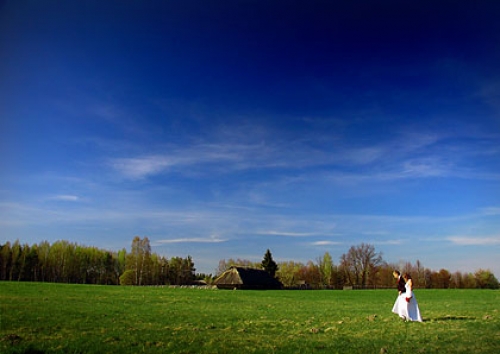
xmin=261 ymin=249 xmax=278 ymax=278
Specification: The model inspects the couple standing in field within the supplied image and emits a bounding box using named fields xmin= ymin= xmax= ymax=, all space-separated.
xmin=392 ymin=270 xmax=423 ymax=322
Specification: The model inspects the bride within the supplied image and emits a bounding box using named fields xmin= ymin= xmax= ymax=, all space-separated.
xmin=392 ymin=273 xmax=422 ymax=322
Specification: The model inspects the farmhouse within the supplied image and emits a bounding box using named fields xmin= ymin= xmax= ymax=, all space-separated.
xmin=213 ymin=266 xmax=283 ymax=290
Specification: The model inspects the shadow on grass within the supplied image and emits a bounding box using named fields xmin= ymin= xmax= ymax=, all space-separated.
xmin=430 ymin=315 xmax=476 ymax=321
xmin=19 ymin=349 xmax=45 ymax=354
xmin=1 ymin=335 xmax=45 ymax=354
xmin=2 ymin=346 xmax=46 ymax=354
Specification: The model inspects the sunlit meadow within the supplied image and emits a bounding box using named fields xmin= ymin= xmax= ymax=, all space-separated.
xmin=1 ymin=282 xmax=499 ymax=353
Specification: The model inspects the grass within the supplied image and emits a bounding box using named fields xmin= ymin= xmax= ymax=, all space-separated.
xmin=1 ymin=282 xmax=499 ymax=353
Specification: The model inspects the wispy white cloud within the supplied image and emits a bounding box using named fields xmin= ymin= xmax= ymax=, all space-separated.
xmin=105 ymin=142 xmax=378 ymax=181
xmin=257 ymin=231 xmax=323 ymax=237
xmin=108 ymin=143 xmax=251 ymax=179
xmin=401 ymin=157 xmax=450 ymax=178
xmin=49 ymin=195 xmax=80 ymax=202
xmin=156 ymin=236 xmax=227 ymax=244
xmin=311 ymin=240 xmax=342 ymax=246
xmin=104 ymin=120 xmax=499 ymax=185
xmin=341 ymin=146 xmax=385 ymax=165
xmin=480 ymin=207 xmax=500 ymax=216
xmin=372 ymin=239 xmax=405 ymax=245
xmin=100 ymin=116 xmax=384 ymax=180
xmin=110 ymin=155 xmax=177 ymax=179
xmin=447 ymin=236 xmax=500 ymax=246
xmin=361 ymin=231 xmax=390 ymax=236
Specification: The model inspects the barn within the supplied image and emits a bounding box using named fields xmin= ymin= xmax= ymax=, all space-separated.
xmin=213 ymin=266 xmax=283 ymax=290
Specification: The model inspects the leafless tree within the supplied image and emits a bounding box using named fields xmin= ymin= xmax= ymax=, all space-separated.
xmin=340 ymin=243 xmax=383 ymax=288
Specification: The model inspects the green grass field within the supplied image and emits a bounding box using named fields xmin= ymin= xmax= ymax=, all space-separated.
xmin=1 ymin=282 xmax=499 ymax=353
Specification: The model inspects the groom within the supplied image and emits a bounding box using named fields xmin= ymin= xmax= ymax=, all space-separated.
xmin=393 ymin=270 xmax=406 ymax=295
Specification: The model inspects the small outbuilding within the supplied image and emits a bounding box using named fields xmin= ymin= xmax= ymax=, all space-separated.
xmin=213 ymin=266 xmax=283 ymax=290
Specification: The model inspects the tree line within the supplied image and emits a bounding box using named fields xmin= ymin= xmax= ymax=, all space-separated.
xmin=217 ymin=243 xmax=499 ymax=290
xmin=1 ymin=239 xmax=498 ymax=289
xmin=0 ymin=237 xmax=197 ymax=286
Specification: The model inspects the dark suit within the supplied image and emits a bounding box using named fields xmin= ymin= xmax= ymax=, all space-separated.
xmin=397 ymin=276 xmax=406 ymax=294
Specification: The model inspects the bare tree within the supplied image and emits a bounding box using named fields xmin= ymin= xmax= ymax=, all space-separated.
xmin=415 ymin=260 xmax=424 ymax=288
xmin=215 ymin=258 xmax=257 ymax=276
xmin=340 ymin=243 xmax=383 ymax=288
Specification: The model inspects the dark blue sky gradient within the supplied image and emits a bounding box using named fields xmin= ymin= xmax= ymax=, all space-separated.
xmin=1 ymin=1 xmax=499 ymax=274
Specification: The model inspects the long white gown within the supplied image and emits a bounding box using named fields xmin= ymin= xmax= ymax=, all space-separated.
xmin=392 ymin=282 xmax=422 ymax=322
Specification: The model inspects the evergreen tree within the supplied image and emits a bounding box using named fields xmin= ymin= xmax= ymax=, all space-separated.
xmin=261 ymin=249 xmax=278 ymax=278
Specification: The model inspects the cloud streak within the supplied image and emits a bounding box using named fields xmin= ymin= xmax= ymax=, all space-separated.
xmin=49 ymin=195 xmax=80 ymax=202
xmin=257 ymin=231 xmax=324 ymax=237
xmin=311 ymin=240 xmax=342 ymax=246
xmin=156 ymin=236 xmax=227 ymax=244
xmin=448 ymin=236 xmax=500 ymax=246
xmin=110 ymin=155 xmax=177 ymax=179
xmin=104 ymin=121 xmax=500 ymax=187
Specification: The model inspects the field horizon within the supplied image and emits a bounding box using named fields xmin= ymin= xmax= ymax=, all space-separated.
xmin=1 ymin=282 xmax=499 ymax=353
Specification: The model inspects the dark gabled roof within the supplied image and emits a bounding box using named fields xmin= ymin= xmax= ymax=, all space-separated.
xmin=214 ymin=266 xmax=282 ymax=289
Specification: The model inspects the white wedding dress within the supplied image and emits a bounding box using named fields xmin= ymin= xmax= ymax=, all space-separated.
xmin=392 ymin=282 xmax=422 ymax=322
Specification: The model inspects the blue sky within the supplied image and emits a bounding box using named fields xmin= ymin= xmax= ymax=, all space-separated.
xmin=1 ymin=1 xmax=500 ymax=276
